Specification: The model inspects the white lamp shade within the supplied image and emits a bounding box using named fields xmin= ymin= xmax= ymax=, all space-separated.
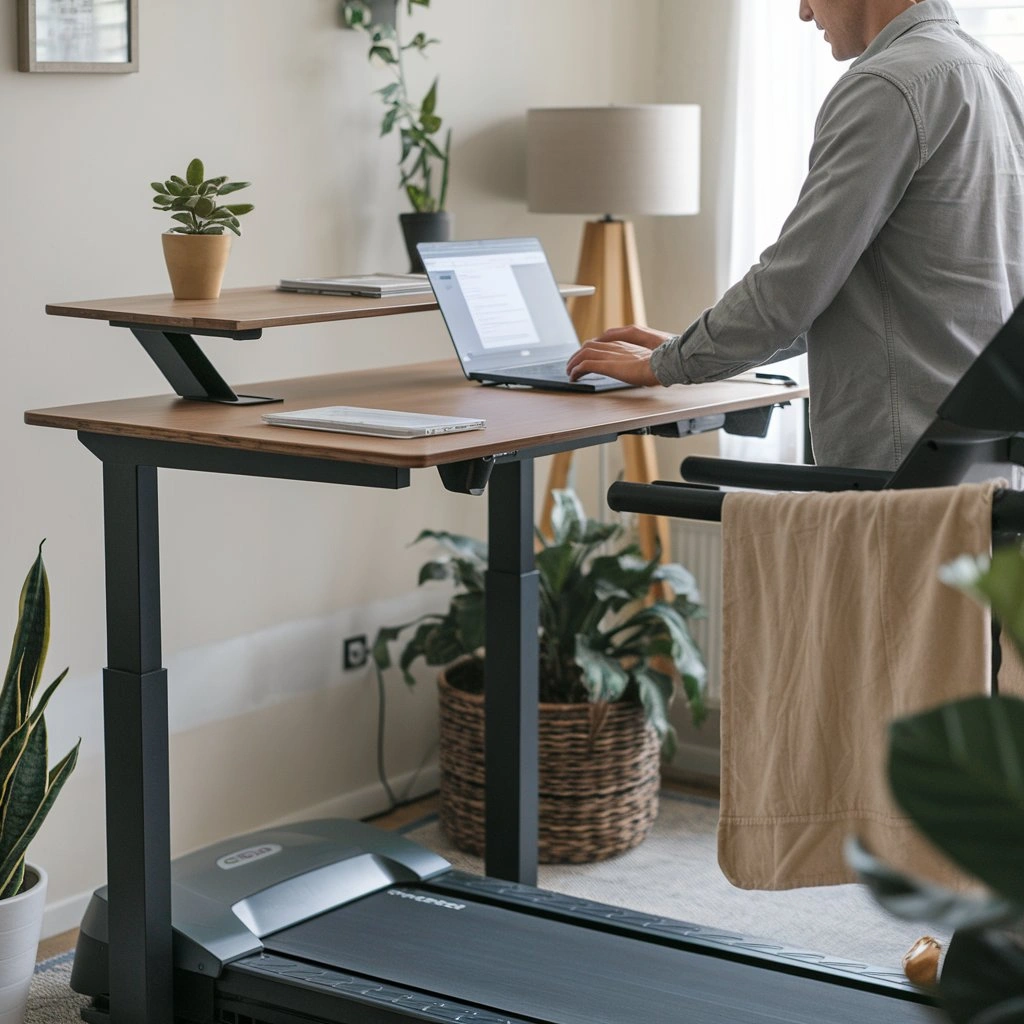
xmin=526 ymin=104 xmax=701 ymax=217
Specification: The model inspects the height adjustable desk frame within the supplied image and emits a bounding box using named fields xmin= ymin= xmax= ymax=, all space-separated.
xmin=29 ymin=287 xmax=806 ymax=1024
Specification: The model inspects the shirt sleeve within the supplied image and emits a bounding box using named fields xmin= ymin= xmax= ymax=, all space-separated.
xmin=650 ymin=69 xmax=924 ymax=385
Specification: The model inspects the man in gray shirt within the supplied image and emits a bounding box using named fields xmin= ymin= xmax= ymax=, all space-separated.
xmin=567 ymin=0 xmax=1024 ymax=471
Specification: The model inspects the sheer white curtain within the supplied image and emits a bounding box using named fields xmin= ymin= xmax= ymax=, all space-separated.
xmin=955 ymin=0 xmax=1024 ymax=75
xmin=719 ymin=4 xmax=843 ymax=464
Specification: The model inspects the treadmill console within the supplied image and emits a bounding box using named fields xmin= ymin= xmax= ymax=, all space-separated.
xmin=73 ymin=818 xmax=450 ymax=982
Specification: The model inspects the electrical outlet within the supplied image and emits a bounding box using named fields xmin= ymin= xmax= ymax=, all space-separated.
xmin=343 ymin=634 xmax=369 ymax=671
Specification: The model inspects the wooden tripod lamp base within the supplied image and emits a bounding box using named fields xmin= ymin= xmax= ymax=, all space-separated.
xmin=540 ymin=218 xmax=669 ymax=570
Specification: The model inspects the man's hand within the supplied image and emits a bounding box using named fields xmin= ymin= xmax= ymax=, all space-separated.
xmin=566 ymin=325 xmax=675 ymax=386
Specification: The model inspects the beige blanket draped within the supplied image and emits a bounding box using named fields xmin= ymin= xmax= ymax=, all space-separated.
xmin=718 ymin=481 xmax=1013 ymax=890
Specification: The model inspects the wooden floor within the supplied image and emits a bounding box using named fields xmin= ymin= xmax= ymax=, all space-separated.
xmin=35 ymin=775 xmax=717 ymax=963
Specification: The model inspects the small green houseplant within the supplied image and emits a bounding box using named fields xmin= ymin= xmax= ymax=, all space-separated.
xmin=341 ymin=0 xmax=452 ymax=270
xmin=849 ymin=544 xmax=1024 ymax=1023
xmin=374 ymin=490 xmax=707 ymax=861
xmin=151 ymin=158 xmax=254 ymax=299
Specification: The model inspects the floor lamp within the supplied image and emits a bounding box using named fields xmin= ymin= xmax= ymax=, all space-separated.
xmin=526 ymin=105 xmax=701 ymax=576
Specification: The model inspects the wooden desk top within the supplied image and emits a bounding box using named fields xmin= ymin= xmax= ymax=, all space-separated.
xmin=25 ymin=361 xmax=808 ymax=469
xmin=45 ymin=284 xmax=594 ymax=334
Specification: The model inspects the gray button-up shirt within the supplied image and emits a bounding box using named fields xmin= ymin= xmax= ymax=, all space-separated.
xmin=650 ymin=0 xmax=1024 ymax=470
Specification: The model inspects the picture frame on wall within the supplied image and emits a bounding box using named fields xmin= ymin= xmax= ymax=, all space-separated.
xmin=17 ymin=0 xmax=138 ymax=73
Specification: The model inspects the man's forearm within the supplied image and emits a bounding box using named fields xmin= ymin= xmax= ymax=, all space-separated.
xmin=649 ymin=284 xmax=811 ymax=385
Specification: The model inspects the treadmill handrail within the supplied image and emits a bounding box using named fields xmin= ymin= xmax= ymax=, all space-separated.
xmin=609 ymin=481 xmax=1024 ymax=534
xmin=681 ymin=456 xmax=890 ymax=492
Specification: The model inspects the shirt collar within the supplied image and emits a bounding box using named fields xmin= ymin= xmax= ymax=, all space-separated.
xmin=851 ymin=0 xmax=960 ymax=68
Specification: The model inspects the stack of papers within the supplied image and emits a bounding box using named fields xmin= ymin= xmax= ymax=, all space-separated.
xmin=277 ymin=273 xmax=432 ymax=298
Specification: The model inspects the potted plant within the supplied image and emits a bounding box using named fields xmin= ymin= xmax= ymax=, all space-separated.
xmin=849 ymin=543 xmax=1024 ymax=1023
xmin=373 ymin=489 xmax=707 ymax=863
xmin=341 ymin=0 xmax=452 ymax=272
xmin=0 ymin=544 xmax=79 ymax=1024
xmin=151 ymin=158 xmax=254 ymax=299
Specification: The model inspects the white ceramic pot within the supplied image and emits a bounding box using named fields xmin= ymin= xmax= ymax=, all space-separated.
xmin=0 ymin=865 xmax=47 ymax=1024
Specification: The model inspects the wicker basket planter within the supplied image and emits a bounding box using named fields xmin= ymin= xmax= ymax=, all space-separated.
xmin=437 ymin=666 xmax=661 ymax=863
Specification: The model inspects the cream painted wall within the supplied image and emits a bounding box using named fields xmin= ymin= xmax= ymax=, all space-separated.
xmin=0 ymin=0 xmax=681 ymax=932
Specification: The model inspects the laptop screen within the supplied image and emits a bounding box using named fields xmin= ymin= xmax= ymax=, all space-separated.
xmin=419 ymin=238 xmax=580 ymax=375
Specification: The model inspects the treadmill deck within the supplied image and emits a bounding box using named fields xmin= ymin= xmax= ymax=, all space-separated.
xmin=255 ymin=883 xmax=942 ymax=1024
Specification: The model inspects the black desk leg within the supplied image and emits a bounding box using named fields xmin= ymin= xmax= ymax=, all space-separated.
xmin=101 ymin=461 xmax=173 ymax=1024
xmin=484 ymin=458 xmax=540 ymax=884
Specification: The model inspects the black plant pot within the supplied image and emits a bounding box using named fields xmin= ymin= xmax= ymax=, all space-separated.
xmin=400 ymin=211 xmax=453 ymax=273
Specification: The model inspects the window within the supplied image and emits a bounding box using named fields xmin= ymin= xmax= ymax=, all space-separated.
xmin=956 ymin=0 xmax=1024 ymax=76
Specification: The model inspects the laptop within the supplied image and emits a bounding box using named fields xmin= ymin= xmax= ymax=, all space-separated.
xmin=262 ymin=406 xmax=485 ymax=438
xmin=418 ymin=237 xmax=633 ymax=392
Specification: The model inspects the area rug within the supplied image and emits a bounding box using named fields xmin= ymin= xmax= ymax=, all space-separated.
xmin=26 ymin=792 xmax=947 ymax=1019
xmin=27 ymin=951 xmax=87 ymax=1024
xmin=401 ymin=791 xmax=949 ymax=974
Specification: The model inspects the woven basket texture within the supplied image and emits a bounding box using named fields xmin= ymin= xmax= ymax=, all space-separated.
xmin=437 ymin=668 xmax=661 ymax=863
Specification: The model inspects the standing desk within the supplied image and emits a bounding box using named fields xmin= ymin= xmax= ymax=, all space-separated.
xmin=26 ymin=288 xmax=807 ymax=1024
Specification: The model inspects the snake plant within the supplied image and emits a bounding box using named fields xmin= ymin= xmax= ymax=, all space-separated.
xmin=0 ymin=544 xmax=79 ymax=899
xmin=151 ymin=158 xmax=254 ymax=236
xmin=373 ymin=489 xmax=707 ymax=757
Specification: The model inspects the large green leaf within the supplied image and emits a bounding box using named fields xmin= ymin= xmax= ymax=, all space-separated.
xmin=589 ymin=553 xmax=656 ymax=606
xmin=634 ymin=667 xmax=676 ymax=757
xmin=1 ymin=719 xmax=46 ymax=867
xmin=581 ymin=520 xmax=622 ymax=547
xmin=940 ymin=927 xmax=1024 ymax=1024
xmin=2 ymin=862 xmax=23 ymax=902
xmin=1 ymin=545 xmax=49 ymax=740
xmin=396 ymin=620 xmax=442 ymax=684
xmin=845 ymin=836 xmax=1018 ymax=931
xmin=412 ymin=529 xmax=487 ymax=564
xmin=652 ymin=561 xmax=704 ymax=608
xmin=549 ymin=490 xmax=587 ymax=546
xmin=537 ymin=544 xmax=577 ymax=598
xmin=0 ymin=663 xmax=66 ymax=826
xmin=574 ymin=635 xmax=629 ymax=704
xmin=0 ymin=692 xmax=38 ymax=817
xmin=941 ymin=547 xmax=1024 ymax=659
xmin=0 ymin=740 xmax=79 ymax=898
xmin=888 ymin=695 xmax=1024 ymax=903
xmin=452 ymin=592 xmax=485 ymax=654
xmin=421 ymin=618 xmax=467 ymax=668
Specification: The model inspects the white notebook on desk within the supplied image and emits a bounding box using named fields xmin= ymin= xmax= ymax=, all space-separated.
xmin=262 ymin=406 xmax=486 ymax=438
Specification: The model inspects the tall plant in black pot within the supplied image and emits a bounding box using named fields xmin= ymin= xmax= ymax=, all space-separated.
xmin=342 ymin=0 xmax=452 ymax=272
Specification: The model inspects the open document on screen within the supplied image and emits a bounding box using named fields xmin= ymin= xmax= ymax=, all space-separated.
xmin=419 ymin=237 xmax=633 ymax=393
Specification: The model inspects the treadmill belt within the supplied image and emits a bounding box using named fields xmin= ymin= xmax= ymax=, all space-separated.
xmin=263 ymin=885 xmax=941 ymax=1024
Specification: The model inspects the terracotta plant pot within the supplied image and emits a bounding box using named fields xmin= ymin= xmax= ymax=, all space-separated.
xmin=161 ymin=232 xmax=232 ymax=299
xmin=437 ymin=666 xmax=661 ymax=863
xmin=0 ymin=864 xmax=47 ymax=1024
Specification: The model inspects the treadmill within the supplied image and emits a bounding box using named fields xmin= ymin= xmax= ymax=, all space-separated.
xmin=71 ymin=817 xmax=944 ymax=1024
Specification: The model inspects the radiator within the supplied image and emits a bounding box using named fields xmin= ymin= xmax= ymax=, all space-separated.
xmin=670 ymin=518 xmax=724 ymax=706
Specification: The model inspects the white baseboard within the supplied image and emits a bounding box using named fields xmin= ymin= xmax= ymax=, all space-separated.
xmin=40 ymin=762 xmax=440 ymax=941
xmin=43 ymin=889 xmax=94 ymax=942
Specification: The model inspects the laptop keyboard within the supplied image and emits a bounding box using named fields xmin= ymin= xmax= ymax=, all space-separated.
xmin=514 ymin=359 xmax=574 ymax=380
